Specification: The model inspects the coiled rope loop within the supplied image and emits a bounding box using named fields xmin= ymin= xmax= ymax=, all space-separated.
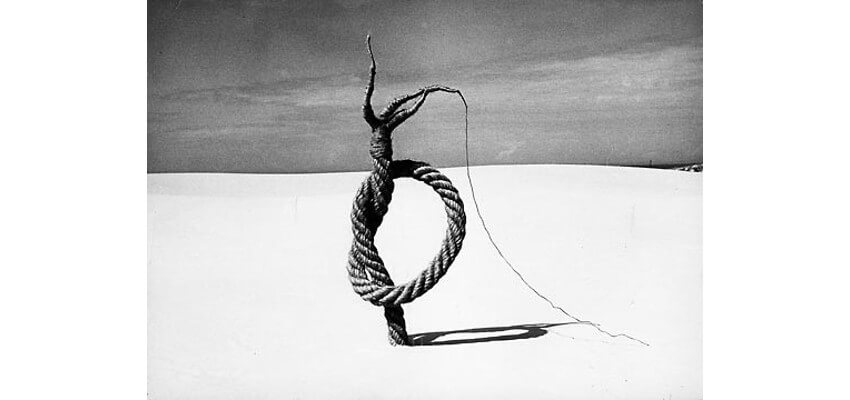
xmin=347 ymin=36 xmax=467 ymax=346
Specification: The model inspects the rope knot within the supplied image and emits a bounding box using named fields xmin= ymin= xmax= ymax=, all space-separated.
xmin=348 ymin=159 xmax=467 ymax=345
xmin=369 ymin=130 xmax=393 ymax=160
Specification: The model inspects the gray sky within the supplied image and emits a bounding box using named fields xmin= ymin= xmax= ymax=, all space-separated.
xmin=148 ymin=0 xmax=702 ymax=173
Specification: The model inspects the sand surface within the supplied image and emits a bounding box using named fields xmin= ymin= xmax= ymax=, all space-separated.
xmin=148 ymin=164 xmax=701 ymax=399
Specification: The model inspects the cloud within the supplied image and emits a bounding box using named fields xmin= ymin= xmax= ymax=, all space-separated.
xmin=149 ymin=39 xmax=702 ymax=172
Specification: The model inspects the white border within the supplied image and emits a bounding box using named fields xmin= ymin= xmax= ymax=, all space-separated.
xmin=706 ymin=1 xmax=849 ymax=399
xmin=2 ymin=2 xmax=146 ymax=399
xmin=3 ymin=1 xmax=849 ymax=399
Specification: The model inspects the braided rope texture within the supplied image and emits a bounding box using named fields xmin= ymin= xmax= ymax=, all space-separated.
xmin=347 ymin=133 xmax=466 ymax=345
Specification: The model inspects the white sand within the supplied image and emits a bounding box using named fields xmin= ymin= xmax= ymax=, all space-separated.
xmin=148 ymin=164 xmax=701 ymax=399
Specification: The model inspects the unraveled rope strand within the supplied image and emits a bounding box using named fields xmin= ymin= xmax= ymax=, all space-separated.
xmin=456 ymin=78 xmax=650 ymax=348
xmin=349 ymin=35 xmax=648 ymax=347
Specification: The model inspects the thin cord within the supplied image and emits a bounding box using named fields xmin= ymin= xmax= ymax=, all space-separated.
xmin=454 ymin=92 xmax=650 ymax=347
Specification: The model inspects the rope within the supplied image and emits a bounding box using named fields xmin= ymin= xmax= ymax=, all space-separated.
xmin=347 ymin=36 xmax=466 ymax=345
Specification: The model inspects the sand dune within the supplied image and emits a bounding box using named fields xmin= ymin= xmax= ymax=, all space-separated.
xmin=148 ymin=164 xmax=701 ymax=399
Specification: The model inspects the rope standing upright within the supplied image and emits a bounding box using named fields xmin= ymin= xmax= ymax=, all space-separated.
xmin=347 ymin=36 xmax=467 ymax=346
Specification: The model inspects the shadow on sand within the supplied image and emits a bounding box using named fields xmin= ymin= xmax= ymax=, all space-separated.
xmin=409 ymin=322 xmax=579 ymax=346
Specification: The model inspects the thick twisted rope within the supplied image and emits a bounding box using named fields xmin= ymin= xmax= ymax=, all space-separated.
xmin=347 ymin=36 xmax=467 ymax=346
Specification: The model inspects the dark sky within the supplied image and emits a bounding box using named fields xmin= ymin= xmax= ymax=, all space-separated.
xmin=148 ymin=0 xmax=702 ymax=173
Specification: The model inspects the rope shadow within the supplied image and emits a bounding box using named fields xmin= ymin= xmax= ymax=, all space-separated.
xmin=409 ymin=322 xmax=579 ymax=346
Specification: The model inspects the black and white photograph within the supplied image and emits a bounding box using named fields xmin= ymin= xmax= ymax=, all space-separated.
xmin=10 ymin=1 xmax=850 ymax=399
xmin=14 ymin=1 xmax=850 ymax=399
xmin=147 ymin=0 xmax=701 ymax=398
